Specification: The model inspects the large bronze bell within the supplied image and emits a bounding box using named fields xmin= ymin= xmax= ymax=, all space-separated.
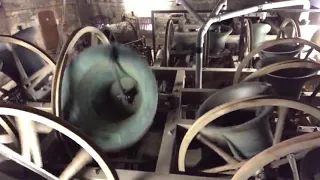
xmin=257 ymin=57 xmax=317 ymax=98
xmin=61 ymin=44 xmax=158 ymax=151
xmin=196 ymin=82 xmax=274 ymax=159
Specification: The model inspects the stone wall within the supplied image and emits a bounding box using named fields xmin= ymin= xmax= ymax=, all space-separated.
xmin=77 ymin=0 xmax=266 ymax=23
xmin=0 ymin=0 xmax=269 ymax=35
xmin=0 ymin=0 xmax=81 ymax=53
xmin=0 ymin=0 xmax=270 ymax=50
xmin=2 ymin=0 xmax=80 ymax=34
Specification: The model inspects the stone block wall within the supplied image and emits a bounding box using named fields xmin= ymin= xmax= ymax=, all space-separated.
xmin=2 ymin=0 xmax=80 ymax=34
xmin=0 ymin=0 xmax=269 ymax=51
xmin=0 ymin=0 xmax=81 ymax=52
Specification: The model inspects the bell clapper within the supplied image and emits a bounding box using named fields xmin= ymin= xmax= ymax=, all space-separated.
xmin=110 ymin=45 xmax=137 ymax=105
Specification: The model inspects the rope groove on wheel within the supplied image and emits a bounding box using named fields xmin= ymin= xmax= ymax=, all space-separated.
xmin=178 ymin=96 xmax=320 ymax=173
xmin=0 ymin=104 xmax=118 ymax=180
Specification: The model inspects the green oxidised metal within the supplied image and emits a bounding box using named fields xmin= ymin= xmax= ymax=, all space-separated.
xmin=61 ymin=44 xmax=158 ymax=152
xmin=257 ymin=57 xmax=317 ymax=99
xmin=208 ymin=25 xmax=233 ymax=55
xmin=197 ymin=82 xmax=274 ymax=159
xmin=252 ymin=23 xmax=271 ymax=49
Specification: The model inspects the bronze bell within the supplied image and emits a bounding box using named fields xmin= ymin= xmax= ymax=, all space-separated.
xmin=208 ymin=25 xmax=233 ymax=55
xmin=257 ymin=57 xmax=317 ymax=99
xmin=196 ymin=82 xmax=274 ymax=159
xmin=252 ymin=23 xmax=271 ymax=49
xmin=61 ymin=44 xmax=158 ymax=152
xmin=259 ymin=43 xmax=304 ymax=59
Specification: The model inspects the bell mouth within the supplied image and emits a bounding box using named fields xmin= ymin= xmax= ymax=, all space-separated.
xmin=261 ymin=44 xmax=304 ymax=56
xmin=209 ymin=107 xmax=273 ymax=132
xmin=267 ymin=68 xmax=318 ymax=80
xmin=196 ymin=82 xmax=275 ymax=132
xmin=91 ymin=77 xmax=141 ymax=122
xmin=257 ymin=58 xmax=318 ymax=80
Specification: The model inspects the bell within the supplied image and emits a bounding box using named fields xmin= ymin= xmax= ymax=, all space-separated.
xmin=257 ymin=57 xmax=317 ymax=99
xmin=258 ymin=31 xmax=304 ymax=59
xmin=300 ymin=147 xmax=320 ymax=180
xmin=196 ymin=82 xmax=274 ymax=159
xmin=61 ymin=44 xmax=158 ymax=152
xmin=252 ymin=23 xmax=271 ymax=49
xmin=259 ymin=43 xmax=304 ymax=59
xmin=208 ymin=25 xmax=233 ymax=55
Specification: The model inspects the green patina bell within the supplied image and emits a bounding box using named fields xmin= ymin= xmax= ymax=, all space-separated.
xmin=208 ymin=25 xmax=233 ymax=55
xmin=256 ymin=57 xmax=317 ymax=99
xmin=259 ymin=24 xmax=303 ymax=59
xmin=197 ymin=82 xmax=274 ymax=159
xmin=61 ymin=44 xmax=158 ymax=152
xmin=252 ymin=23 xmax=271 ymax=49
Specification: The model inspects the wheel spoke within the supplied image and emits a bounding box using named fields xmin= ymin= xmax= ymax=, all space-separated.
xmin=0 ymin=142 xmax=58 ymax=180
xmin=15 ymin=117 xmax=42 ymax=167
xmin=59 ymin=148 xmax=92 ymax=180
xmin=0 ymin=116 xmax=19 ymax=147
xmin=197 ymin=134 xmax=238 ymax=164
xmin=270 ymin=149 xmax=310 ymax=168
xmin=287 ymin=154 xmax=300 ymax=180
xmin=273 ymin=107 xmax=288 ymax=145
xmin=5 ymin=43 xmax=29 ymax=83
xmin=304 ymin=48 xmax=314 ymax=60
xmin=15 ymin=116 xmax=31 ymax=162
